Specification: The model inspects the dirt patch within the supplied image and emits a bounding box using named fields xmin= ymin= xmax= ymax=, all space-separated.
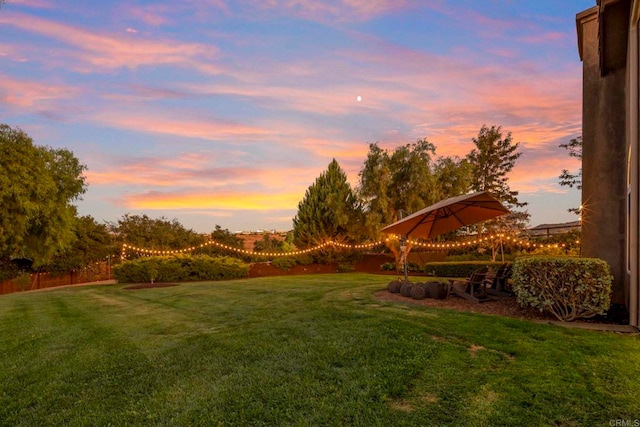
xmin=122 ymin=283 xmax=179 ymax=290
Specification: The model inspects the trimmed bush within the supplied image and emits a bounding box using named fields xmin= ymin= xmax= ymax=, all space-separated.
xmin=113 ymin=254 xmax=249 ymax=283
xmin=387 ymin=279 xmax=403 ymax=293
xmin=400 ymin=282 xmax=413 ymax=297
xmin=380 ymin=262 xmax=396 ymax=271
xmin=337 ymin=263 xmax=355 ymax=273
xmin=410 ymin=284 xmax=426 ymax=300
xmin=380 ymin=261 xmax=423 ymax=272
xmin=271 ymin=257 xmax=298 ymax=271
xmin=424 ymin=261 xmax=505 ymax=278
xmin=512 ymin=257 xmax=612 ymax=322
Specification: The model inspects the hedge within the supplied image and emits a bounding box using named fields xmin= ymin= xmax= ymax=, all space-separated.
xmin=512 ymin=257 xmax=612 ymax=322
xmin=423 ymin=261 xmax=506 ymax=278
xmin=113 ymin=254 xmax=249 ymax=283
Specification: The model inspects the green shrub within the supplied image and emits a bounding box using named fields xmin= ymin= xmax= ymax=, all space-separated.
xmin=445 ymin=253 xmax=493 ymax=262
xmin=380 ymin=261 xmax=422 ymax=272
xmin=423 ymin=261 xmax=504 ymax=278
xmin=407 ymin=261 xmax=422 ymax=272
xmin=271 ymin=256 xmax=298 ymax=271
xmin=113 ymin=255 xmax=249 ymax=283
xmin=337 ymin=263 xmax=355 ymax=273
xmin=294 ymin=253 xmax=315 ymax=266
xmin=512 ymin=257 xmax=612 ymax=322
xmin=380 ymin=262 xmax=396 ymax=271
xmin=0 ymin=259 xmax=21 ymax=281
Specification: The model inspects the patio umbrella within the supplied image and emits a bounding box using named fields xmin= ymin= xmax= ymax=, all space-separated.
xmin=380 ymin=191 xmax=509 ymax=280
xmin=381 ymin=191 xmax=509 ymax=238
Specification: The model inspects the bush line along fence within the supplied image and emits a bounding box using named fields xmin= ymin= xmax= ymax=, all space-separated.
xmin=0 ymin=262 xmax=111 ymax=296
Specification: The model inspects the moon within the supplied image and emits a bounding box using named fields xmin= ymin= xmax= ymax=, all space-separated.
xmin=356 ymin=95 xmax=362 ymax=102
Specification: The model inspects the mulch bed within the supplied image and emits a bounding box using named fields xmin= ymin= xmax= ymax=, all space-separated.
xmin=247 ymin=254 xmax=418 ymax=278
xmin=375 ymin=289 xmax=553 ymax=322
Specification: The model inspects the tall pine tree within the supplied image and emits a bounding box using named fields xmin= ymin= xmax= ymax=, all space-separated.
xmin=293 ymin=159 xmax=364 ymax=248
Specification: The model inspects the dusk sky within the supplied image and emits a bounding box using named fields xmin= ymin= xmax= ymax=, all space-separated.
xmin=1 ymin=0 xmax=593 ymax=234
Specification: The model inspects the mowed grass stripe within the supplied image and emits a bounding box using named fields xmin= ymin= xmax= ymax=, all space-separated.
xmin=0 ymin=273 xmax=638 ymax=425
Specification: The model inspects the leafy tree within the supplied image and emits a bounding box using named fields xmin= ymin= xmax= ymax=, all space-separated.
xmin=432 ymin=156 xmax=474 ymax=203
xmin=293 ymin=159 xmax=365 ymax=248
xmin=254 ymin=233 xmax=285 ymax=253
xmin=209 ymin=225 xmax=244 ymax=248
xmin=110 ymin=214 xmax=205 ymax=252
xmin=466 ymin=125 xmax=529 ymax=260
xmin=0 ymin=124 xmax=87 ymax=267
xmin=467 ymin=125 xmax=525 ymax=209
xmin=559 ymin=135 xmax=582 ymax=215
xmin=358 ymin=139 xmax=439 ymax=237
xmin=42 ymin=216 xmax=116 ymax=275
xmin=357 ymin=143 xmax=396 ymax=239
xmin=197 ymin=225 xmax=245 ymax=257
xmin=358 ymin=139 xmax=473 ymax=269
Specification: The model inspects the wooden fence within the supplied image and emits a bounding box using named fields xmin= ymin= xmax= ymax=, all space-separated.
xmin=0 ymin=262 xmax=112 ymax=296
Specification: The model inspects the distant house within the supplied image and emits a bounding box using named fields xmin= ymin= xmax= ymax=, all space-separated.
xmin=577 ymin=0 xmax=640 ymax=328
xmin=527 ymin=221 xmax=581 ymax=238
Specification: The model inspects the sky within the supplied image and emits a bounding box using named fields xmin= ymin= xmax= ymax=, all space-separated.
xmin=0 ymin=0 xmax=594 ymax=234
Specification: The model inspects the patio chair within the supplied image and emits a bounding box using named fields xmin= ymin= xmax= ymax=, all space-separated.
xmin=485 ymin=264 xmax=513 ymax=297
xmin=449 ymin=267 xmax=491 ymax=303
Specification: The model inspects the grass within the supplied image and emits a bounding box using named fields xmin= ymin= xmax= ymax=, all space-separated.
xmin=0 ymin=273 xmax=639 ymax=426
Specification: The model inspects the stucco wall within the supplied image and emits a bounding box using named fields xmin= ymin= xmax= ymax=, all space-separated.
xmin=579 ymin=9 xmax=628 ymax=304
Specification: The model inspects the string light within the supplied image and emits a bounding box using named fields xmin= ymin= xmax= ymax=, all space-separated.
xmin=121 ymin=240 xmax=385 ymax=259
xmin=121 ymin=233 xmax=576 ymax=260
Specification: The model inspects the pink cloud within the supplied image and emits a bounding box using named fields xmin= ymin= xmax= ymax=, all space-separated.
xmin=122 ymin=4 xmax=173 ymax=27
xmin=86 ymin=160 xmax=270 ymax=188
xmin=519 ymin=32 xmax=569 ymax=45
xmin=7 ymin=0 xmax=55 ymax=8
xmin=245 ymin=0 xmax=411 ymax=22
xmin=85 ymin=151 xmax=315 ymax=196
xmin=0 ymin=74 xmax=78 ymax=108
xmin=0 ymin=11 xmax=220 ymax=73
xmin=92 ymin=110 xmax=270 ymax=142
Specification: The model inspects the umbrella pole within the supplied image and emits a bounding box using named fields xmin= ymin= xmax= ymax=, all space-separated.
xmin=400 ymin=236 xmax=408 ymax=282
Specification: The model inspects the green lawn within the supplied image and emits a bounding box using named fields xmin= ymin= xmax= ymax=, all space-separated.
xmin=0 ymin=273 xmax=638 ymax=426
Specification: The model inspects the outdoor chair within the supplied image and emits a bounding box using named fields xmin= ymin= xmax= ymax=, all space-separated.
xmin=485 ymin=264 xmax=513 ymax=297
xmin=449 ymin=267 xmax=491 ymax=303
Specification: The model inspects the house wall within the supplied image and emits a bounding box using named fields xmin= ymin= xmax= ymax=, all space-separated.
xmin=578 ymin=5 xmax=628 ymax=305
xmin=627 ymin=1 xmax=639 ymax=327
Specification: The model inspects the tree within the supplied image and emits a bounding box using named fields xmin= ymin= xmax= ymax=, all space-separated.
xmin=0 ymin=124 xmax=87 ymax=266
xmin=293 ymin=159 xmax=365 ymax=248
xmin=199 ymin=225 xmax=245 ymax=257
xmin=358 ymin=139 xmax=473 ymax=270
xmin=432 ymin=156 xmax=474 ymax=203
xmin=358 ymin=139 xmax=440 ymax=238
xmin=357 ymin=143 xmax=396 ymax=239
xmin=42 ymin=216 xmax=116 ymax=275
xmin=467 ymin=125 xmax=526 ymax=209
xmin=110 ymin=214 xmax=205 ymax=252
xmin=253 ymin=233 xmax=285 ymax=253
xmin=466 ymin=125 xmax=529 ymax=259
xmin=559 ymin=135 xmax=582 ymax=214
